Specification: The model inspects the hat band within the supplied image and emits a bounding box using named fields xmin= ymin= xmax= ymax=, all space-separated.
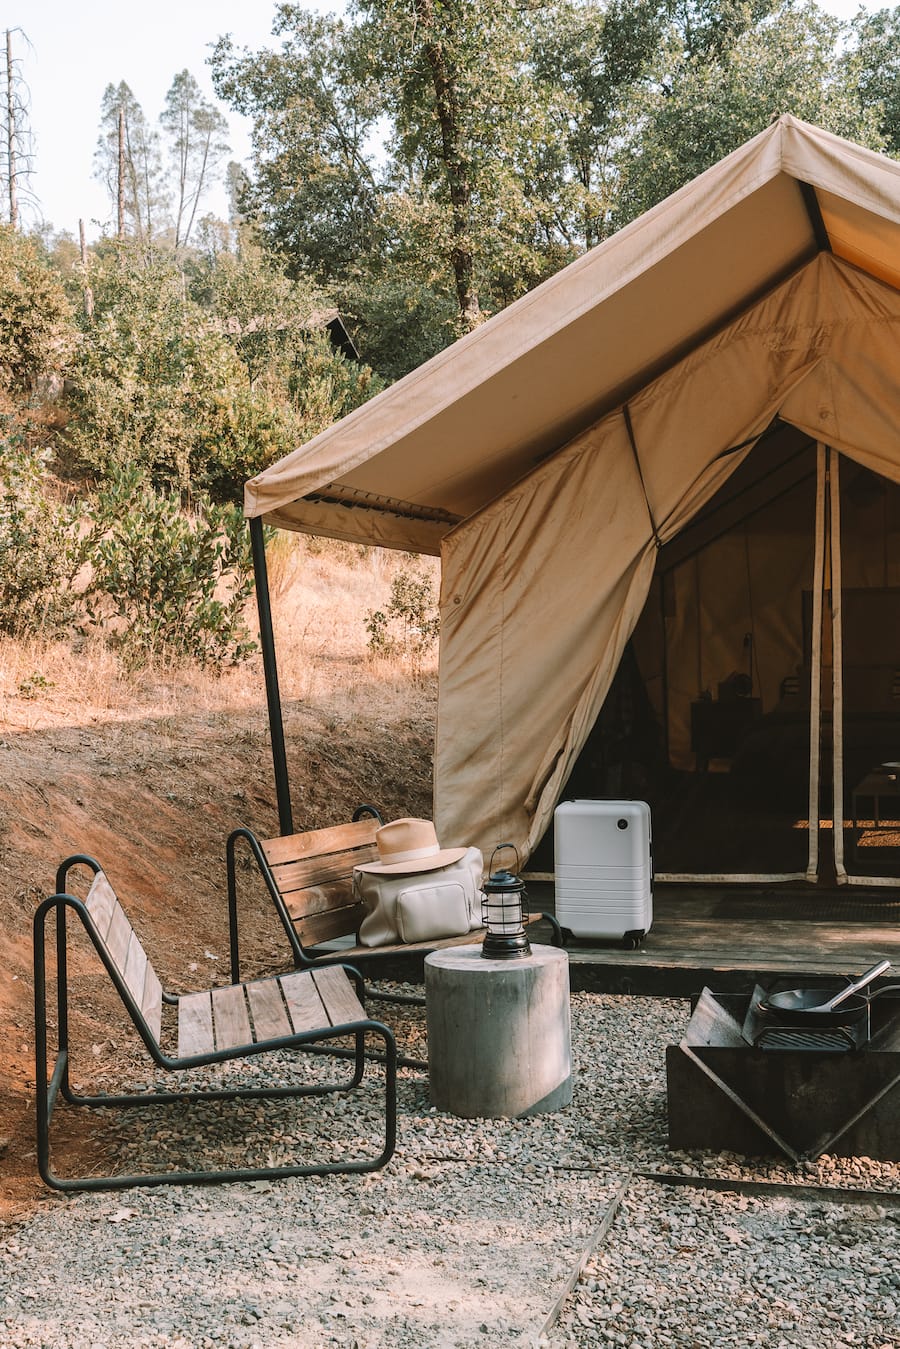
xmin=380 ymin=843 xmax=440 ymax=864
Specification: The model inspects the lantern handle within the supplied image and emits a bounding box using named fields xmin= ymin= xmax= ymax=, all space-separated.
xmin=489 ymin=842 xmax=520 ymax=875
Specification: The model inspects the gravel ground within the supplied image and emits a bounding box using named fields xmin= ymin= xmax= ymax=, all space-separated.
xmin=1 ymin=987 xmax=899 ymax=1348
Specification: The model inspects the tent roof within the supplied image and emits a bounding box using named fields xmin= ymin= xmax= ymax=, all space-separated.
xmin=244 ymin=116 xmax=900 ymax=554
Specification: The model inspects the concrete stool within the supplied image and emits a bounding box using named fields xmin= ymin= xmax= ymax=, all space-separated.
xmin=425 ymin=943 xmax=572 ymax=1118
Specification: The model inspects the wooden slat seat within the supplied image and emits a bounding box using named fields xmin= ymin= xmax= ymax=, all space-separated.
xmin=34 ymin=853 xmax=397 ymax=1192
xmin=176 ymin=968 xmax=368 ymax=1058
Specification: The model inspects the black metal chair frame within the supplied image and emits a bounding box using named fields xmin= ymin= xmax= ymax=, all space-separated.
xmin=34 ymin=854 xmax=397 ymax=1192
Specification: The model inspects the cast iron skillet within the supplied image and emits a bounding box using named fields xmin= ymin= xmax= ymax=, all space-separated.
xmin=757 ymin=959 xmax=890 ymax=1028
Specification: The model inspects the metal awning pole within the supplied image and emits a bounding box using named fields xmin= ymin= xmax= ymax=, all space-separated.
xmin=250 ymin=516 xmax=294 ymax=837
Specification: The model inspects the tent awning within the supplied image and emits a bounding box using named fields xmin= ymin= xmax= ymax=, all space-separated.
xmin=244 ymin=116 xmax=900 ymax=554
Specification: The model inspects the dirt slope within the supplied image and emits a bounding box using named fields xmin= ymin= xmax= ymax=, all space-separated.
xmin=0 ymin=687 xmax=435 ymax=1220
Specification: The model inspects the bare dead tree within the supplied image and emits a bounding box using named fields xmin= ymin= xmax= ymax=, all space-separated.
xmin=117 ymin=106 xmax=126 ymax=237
xmin=7 ymin=31 xmax=17 ymax=227
xmin=2 ymin=28 xmax=36 ymax=229
xmin=79 ymin=218 xmax=94 ymax=319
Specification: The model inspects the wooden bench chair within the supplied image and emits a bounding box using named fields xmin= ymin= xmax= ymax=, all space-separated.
xmin=34 ymin=853 xmax=397 ymax=1192
xmin=225 ymin=806 xmax=550 ymax=997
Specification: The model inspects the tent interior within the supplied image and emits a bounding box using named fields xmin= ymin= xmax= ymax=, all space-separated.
xmin=530 ymin=421 xmax=900 ymax=882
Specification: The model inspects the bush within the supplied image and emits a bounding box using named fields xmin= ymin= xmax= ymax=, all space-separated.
xmin=0 ymin=227 xmax=76 ymax=393
xmin=365 ymin=563 xmax=440 ymax=672
xmin=83 ymin=467 xmax=257 ymax=669
xmin=66 ymin=241 xmax=383 ymax=501
xmin=0 ymin=427 xmax=80 ymax=636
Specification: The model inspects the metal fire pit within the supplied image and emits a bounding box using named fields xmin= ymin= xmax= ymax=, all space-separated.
xmin=666 ymin=986 xmax=900 ymax=1161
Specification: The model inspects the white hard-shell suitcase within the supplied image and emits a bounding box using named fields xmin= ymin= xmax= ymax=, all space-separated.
xmin=554 ymin=800 xmax=653 ymax=947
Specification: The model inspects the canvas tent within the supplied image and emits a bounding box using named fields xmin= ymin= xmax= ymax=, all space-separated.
xmin=245 ymin=115 xmax=900 ymax=888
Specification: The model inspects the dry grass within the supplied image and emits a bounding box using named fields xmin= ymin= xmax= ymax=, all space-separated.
xmin=0 ymin=534 xmax=441 ymax=733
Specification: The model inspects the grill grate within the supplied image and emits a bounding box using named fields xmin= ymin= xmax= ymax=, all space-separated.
xmin=754 ymin=1026 xmax=857 ymax=1053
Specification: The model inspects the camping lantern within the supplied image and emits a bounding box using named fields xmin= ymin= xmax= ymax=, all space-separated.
xmin=481 ymin=845 xmax=531 ymax=960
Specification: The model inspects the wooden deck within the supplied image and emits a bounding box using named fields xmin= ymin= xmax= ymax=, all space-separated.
xmin=347 ymin=881 xmax=900 ymax=997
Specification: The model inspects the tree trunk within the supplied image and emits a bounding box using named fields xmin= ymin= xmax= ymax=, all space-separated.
xmin=6 ymin=31 xmax=18 ymax=229
xmin=117 ymin=107 xmax=126 ymax=237
xmin=415 ymin=0 xmax=481 ymax=331
xmin=79 ymin=218 xmax=94 ymax=320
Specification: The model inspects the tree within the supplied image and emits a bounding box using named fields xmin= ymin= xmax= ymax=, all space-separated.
xmin=160 ymin=70 xmax=230 ymax=249
xmin=1 ymin=28 xmax=36 ymax=229
xmin=210 ymin=9 xmax=384 ymax=281
xmin=210 ymin=1 xmax=570 ymax=370
xmin=211 ymin=0 xmax=898 ymax=381
xmin=849 ymin=5 xmax=900 ymax=156
xmin=615 ymin=0 xmax=885 ymax=224
xmin=527 ymin=0 xmax=667 ymax=252
xmin=65 ymin=238 xmax=381 ymax=499
xmin=94 ymin=82 xmax=169 ymax=243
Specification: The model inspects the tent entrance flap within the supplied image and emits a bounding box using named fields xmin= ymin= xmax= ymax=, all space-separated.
xmin=539 ymin=439 xmax=900 ymax=886
xmin=530 ymin=429 xmax=824 ymax=882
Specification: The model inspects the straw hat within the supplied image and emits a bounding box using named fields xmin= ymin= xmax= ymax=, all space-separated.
xmin=354 ymin=817 xmax=468 ymax=875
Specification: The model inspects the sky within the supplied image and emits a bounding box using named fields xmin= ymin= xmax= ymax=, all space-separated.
xmin=6 ymin=0 xmax=885 ymax=243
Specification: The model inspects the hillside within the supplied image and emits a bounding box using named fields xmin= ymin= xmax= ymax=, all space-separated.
xmin=0 ymin=540 xmax=438 ymax=1218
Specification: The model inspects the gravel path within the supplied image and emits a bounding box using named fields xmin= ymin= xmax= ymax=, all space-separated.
xmin=1 ymin=989 xmax=899 ymax=1348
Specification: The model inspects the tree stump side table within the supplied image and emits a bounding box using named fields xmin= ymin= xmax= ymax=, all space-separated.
xmin=424 ymin=943 xmax=573 ymax=1118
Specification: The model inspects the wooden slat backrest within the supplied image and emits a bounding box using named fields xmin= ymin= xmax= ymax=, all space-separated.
xmin=269 ymin=847 xmax=379 ymax=897
xmin=292 ymin=895 xmax=370 ymax=949
xmin=257 ymin=819 xmax=381 ymax=951
xmin=261 ymin=818 xmax=379 ymax=868
xmin=85 ymin=872 xmax=163 ymax=1043
xmin=283 ymin=878 xmax=366 ymax=923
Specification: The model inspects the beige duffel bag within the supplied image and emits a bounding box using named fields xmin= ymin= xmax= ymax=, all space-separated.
xmin=353 ymin=846 xmax=484 ymax=947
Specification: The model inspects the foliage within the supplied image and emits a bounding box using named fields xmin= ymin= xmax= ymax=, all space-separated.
xmin=83 ymin=467 xmax=256 ymax=669
xmin=210 ymin=0 xmax=571 ymax=369
xmin=850 ymin=5 xmax=900 ymax=156
xmin=615 ymin=1 xmax=886 ymax=223
xmin=0 ymin=426 xmax=81 ymax=636
xmin=210 ymin=10 xmax=384 ymax=282
xmin=210 ymin=0 xmax=900 ymax=381
xmin=365 ymin=563 xmax=440 ymax=672
xmin=65 ymin=240 xmax=379 ymax=498
xmin=0 ymin=226 xmax=76 ymax=392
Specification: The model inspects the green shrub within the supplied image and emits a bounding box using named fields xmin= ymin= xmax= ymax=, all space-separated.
xmin=83 ymin=467 xmax=256 ymax=669
xmin=0 ymin=428 xmax=81 ymax=636
xmin=0 ymin=227 xmax=76 ymax=392
xmin=365 ymin=564 xmax=440 ymax=671
xmin=67 ymin=242 xmax=383 ymax=501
